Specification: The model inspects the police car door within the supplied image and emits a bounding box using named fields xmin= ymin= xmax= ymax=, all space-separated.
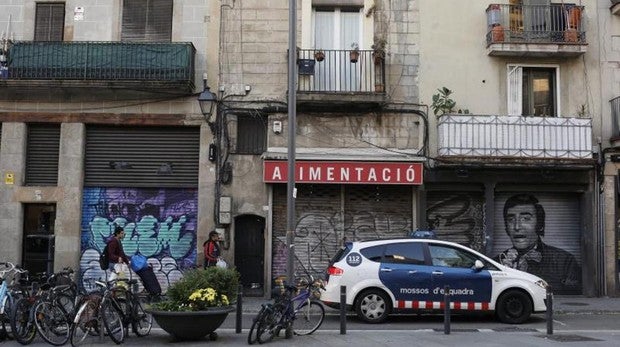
xmin=379 ymin=242 xmax=432 ymax=304
xmin=427 ymin=244 xmax=492 ymax=305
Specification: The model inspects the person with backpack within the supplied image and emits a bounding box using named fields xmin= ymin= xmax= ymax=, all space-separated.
xmin=107 ymin=226 xmax=130 ymax=279
xmin=203 ymin=230 xmax=221 ymax=268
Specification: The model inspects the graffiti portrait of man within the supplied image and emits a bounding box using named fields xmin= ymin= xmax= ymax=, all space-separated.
xmin=494 ymin=194 xmax=581 ymax=294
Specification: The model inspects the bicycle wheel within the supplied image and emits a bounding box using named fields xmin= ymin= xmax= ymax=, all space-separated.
xmin=247 ymin=306 xmax=267 ymax=345
xmin=257 ymin=304 xmax=282 ymax=344
xmin=34 ymin=301 xmax=70 ymax=346
xmin=101 ymin=299 xmax=124 ymax=344
xmin=69 ymin=300 xmax=98 ymax=347
xmin=130 ymin=300 xmax=152 ymax=337
xmin=56 ymin=293 xmax=76 ymax=320
xmin=10 ymin=297 xmax=36 ymax=345
xmin=1 ymin=294 xmax=14 ymax=339
xmin=293 ymin=300 xmax=325 ymax=335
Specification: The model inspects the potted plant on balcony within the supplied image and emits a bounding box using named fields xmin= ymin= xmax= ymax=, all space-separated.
xmin=349 ymin=42 xmax=360 ymax=63
xmin=314 ymin=50 xmax=325 ymax=62
xmin=371 ymin=38 xmax=386 ymax=65
xmin=147 ymin=267 xmax=239 ymax=341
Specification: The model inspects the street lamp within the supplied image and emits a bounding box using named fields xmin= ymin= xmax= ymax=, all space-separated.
xmin=198 ymin=78 xmax=217 ymax=121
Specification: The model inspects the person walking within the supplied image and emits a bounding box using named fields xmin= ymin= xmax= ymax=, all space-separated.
xmin=107 ymin=225 xmax=130 ymax=280
xmin=203 ymin=230 xmax=221 ymax=268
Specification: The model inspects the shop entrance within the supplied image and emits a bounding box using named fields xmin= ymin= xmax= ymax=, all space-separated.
xmin=22 ymin=203 xmax=56 ymax=274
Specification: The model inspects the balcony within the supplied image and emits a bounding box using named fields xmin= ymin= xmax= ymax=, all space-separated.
xmin=295 ymin=48 xmax=387 ymax=111
xmin=437 ymin=114 xmax=593 ymax=166
xmin=0 ymin=41 xmax=196 ymax=100
xmin=486 ymin=4 xmax=587 ymax=58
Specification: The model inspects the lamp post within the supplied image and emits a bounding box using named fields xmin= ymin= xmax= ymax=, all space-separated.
xmin=198 ymin=78 xmax=218 ymax=121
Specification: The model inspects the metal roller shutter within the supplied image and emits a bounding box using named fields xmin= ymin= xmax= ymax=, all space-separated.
xmin=492 ymin=192 xmax=582 ymax=294
xmin=84 ymin=126 xmax=199 ymax=188
xmin=426 ymin=191 xmax=485 ymax=252
xmin=25 ymin=124 xmax=60 ymax=186
xmin=272 ymin=184 xmax=342 ymax=277
xmin=344 ymin=185 xmax=413 ymax=240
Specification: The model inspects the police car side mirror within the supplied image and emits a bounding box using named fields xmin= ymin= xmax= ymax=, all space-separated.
xmin=473 ymin=260 xmax=484 ymax=272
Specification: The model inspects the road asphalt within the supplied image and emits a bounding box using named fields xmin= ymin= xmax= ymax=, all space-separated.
xmin=2 ymin=295 xmax=619 ymax=346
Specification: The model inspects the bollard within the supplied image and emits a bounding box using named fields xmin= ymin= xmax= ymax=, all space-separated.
xmin=236 ymin=284 xmax=243 ymax=334
xmin=340 ymin=285 xmax=346 ymax=335
xmin=546 ymin=289 xmax=553 ymax=335
xmin=443 ymin=285 xmax=450 ymax=335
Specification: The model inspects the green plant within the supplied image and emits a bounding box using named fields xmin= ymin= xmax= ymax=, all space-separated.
xmin=431 ymin=87 xmax=457 ymax=116
xmin=371 ymin=37 xmax=387 ymax=61
xmin=151 ymin=267 xmax=239 ymax=312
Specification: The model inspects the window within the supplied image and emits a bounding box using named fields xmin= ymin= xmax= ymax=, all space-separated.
xmin=121 ymin=0 xmax=173 ymax=42
xmin=383 ymin=243 xmax=425 ymax=265
xmin=235 ymin=116 xmax=267 ymax=155
xmin=428 ymin=245 xmax=478 ymax=269
xmin=360 ymin=245 xmax=384 ymax=262
xmin=508 ymin=65 xmax=558 ymax=117
xmin=34 ymin=3 xmax=65 ymax=41
xmin=313 ymin=7 xmax=362 ymax=91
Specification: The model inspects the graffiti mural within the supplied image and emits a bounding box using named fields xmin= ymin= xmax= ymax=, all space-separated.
xmin=426 ymin=193 xmax=485 ymax=252
xmin=80 ymin=187 xmax=197 ymax=292
xmin=272 ymin=210 xmax=412 ymax=280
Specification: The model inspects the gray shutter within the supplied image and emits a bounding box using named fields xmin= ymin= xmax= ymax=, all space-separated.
xmin=344 ymin=185 xmax=413 ymax=240
xmin=272 ymin=184 xmax=342 ymax=278
xmin=426 ymin=191 xmax=486 ymax=252
xmin=121 ymin=0 xmax=173 ymax=42
xmin=84 ymin=126 xmax=199 ymax=188
xmin=34 ymin=3 xmax=65 ymax=41
xmin=25 ymin=124 xmax=60 ymax=186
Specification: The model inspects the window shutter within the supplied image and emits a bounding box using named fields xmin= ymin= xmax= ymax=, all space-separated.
xmin=34 ymin=3 xmax=65 ymax=41
xmin=236 ymin=116 xmax=267 ymax=154
xmin=122 ymin=0 xmax=173 ymax=42
xmin=507 ymin=65 xmax=523 ymax=116
xmin=25 ymin=124 xmax=60 ymax=186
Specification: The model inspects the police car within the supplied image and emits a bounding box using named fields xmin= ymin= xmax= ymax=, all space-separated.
xmin=321 ymin=238 xmax=548 ymax=324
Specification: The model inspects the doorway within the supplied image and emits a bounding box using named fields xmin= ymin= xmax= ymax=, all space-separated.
xmin=234 ymin=214 xmax=265 ymax=296
xmin=22 ymin=203 xmax=56 ymax=274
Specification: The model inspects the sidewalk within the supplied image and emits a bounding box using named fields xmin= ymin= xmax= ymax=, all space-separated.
xmin=237 ymin=295 xmax=620 ymax=315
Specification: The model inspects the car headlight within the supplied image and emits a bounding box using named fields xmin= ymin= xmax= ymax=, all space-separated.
xmin=535 ymin=279 xmax=549 ymax=290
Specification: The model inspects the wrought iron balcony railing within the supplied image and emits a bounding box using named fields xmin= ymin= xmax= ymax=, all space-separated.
xmin=486 ymin=4 xmax=586 ymax=46
xmin=2 ymin=41 xmax=195 ymax=87
xmin=296 ymin=49 xmax=385 ymax=93
xmin=438 ymin=114 xmax=592 ymax=160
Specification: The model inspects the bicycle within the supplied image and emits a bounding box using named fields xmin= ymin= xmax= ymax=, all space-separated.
xmin=102 ymin=277 xmax=153 ymax=343
xmin=69 ymin=279 xmax=121 ymax=346
xmin=1 ymin=262 xmax=28 ymax=340
xmin=33 ymin=268 xmax=78 ymax=346
xmin=10 ymin=272 xmax=49 ymax=345
xmin=253 ymin=276 xmax=325 ymax=344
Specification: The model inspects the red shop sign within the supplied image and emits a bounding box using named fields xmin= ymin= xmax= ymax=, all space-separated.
xmin=263 ymin=160 xmax=423 ymax=185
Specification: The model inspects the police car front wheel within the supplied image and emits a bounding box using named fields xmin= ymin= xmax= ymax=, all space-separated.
xmin=355 ymin=289 xmax=391 ymax=323
xmin=495 ymin=289 xmax=533 ymax=324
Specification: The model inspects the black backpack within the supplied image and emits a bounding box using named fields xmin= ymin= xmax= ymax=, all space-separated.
xmin=99 ymin=244 xmax=110 ymax=270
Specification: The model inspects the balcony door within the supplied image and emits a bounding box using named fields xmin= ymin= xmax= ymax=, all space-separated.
xmin=313 ymin=7 xmax=362 ymax=92
xmin=522 ymin=0 xmax=551 ymax=40
xmin=507 ymin=65 xmax=558 ymax=117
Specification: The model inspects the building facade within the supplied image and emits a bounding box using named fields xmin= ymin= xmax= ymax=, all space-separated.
xmin=2 ymin=0 xmax=620 ymax=298
xmin=0 ymin=0 xmax=219 ymax=292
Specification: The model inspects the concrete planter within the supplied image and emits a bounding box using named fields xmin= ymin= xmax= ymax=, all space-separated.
xmin=148 ymin=306 xmax=235 ymax=341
